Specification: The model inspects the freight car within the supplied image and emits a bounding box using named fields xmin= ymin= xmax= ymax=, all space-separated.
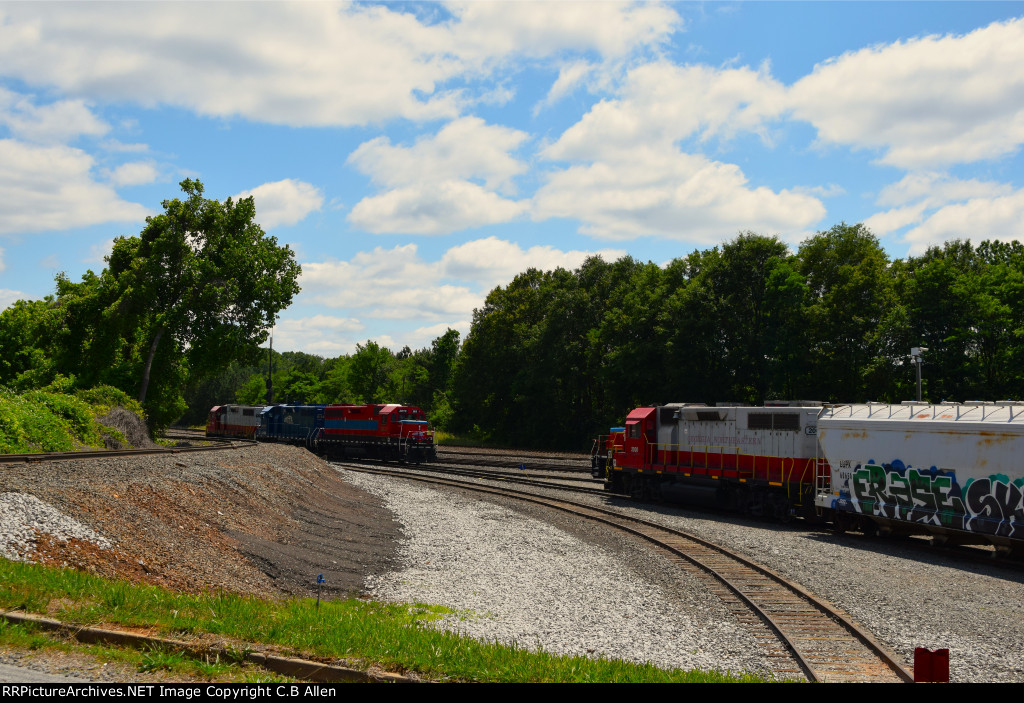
xmin=597 ymin=400 xmax=1024 ymax=551
xmin=815 ymin=402 xmax=1024 ymax=551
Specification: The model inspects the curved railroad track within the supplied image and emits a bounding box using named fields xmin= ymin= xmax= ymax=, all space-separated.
xmin=337 ymin=461 xmax=913 ymax=684
xmin=0 ymin=433 xmax=252 ymax=464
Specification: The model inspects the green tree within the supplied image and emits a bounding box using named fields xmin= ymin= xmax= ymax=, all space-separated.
xmin=106 ymin=179 xmax=301 ymax=409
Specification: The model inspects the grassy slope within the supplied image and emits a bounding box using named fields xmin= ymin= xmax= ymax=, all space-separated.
xmin=0 ymin=559 xmax=771 ymax=683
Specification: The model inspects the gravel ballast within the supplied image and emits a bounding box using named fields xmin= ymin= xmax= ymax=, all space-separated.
xmin=346 ymin=470 xmax=772 ymax=678
xmin=3 ymin=445 xmax=1023 ymax=682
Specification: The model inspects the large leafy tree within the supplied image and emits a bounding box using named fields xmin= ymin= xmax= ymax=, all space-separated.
xmin=107 ymin=179 xmax=301 ymax=408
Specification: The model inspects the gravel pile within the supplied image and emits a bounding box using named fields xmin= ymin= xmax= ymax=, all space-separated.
xmin=0 ymin=445 xmax=400 ymax=597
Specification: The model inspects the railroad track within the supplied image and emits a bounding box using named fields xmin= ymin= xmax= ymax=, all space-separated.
xmin=377 ymin=459 xmax=607 ymax=495
xmin=0 ymin=434 xmax=251 ymax=464
xmin=437 ymin=448 xmax=591 ymax=473
xmin=338 ymin=462 xmax=913 ymax=684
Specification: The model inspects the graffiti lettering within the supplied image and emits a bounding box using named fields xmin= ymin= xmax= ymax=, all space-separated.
xmin=848 ymin=463 xmax=1024 ymax=537
xmin=963 ymin=477 xmax=1024 ymax=539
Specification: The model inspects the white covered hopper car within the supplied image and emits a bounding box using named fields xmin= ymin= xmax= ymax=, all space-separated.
xmin=816 ymin=402 xmax=1024 ymax=549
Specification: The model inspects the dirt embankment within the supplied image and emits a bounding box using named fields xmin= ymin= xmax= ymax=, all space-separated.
xmin=0 ymin=444 xmax=401 ymax=598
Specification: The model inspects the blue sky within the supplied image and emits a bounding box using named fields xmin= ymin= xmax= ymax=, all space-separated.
xmin=2 ymin=1 xmax=1024 ymax=354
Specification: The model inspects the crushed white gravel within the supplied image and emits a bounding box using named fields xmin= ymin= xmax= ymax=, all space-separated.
xmin=344 ymin=470 xmax=775 ymax=679
xmin=341 ymin=468 xmax=1024 ymax=683
xmin=0 ymin=492 xmax=111 ymax=560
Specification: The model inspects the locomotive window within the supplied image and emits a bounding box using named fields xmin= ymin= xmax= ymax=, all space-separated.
xmin=243 ymin=409 xmax=253 ymax=417
xmin=627 ymin=423 xmax=640 ymax=439
xmin=747 ymin=413 xmax=800 ymax=431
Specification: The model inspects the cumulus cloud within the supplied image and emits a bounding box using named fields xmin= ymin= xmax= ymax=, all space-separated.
xmin=863 ymin=172 xmax=1019 ymax=253
xmin=544 ymin=61 xmax=787 ymax=162
xmin=0 ymin=289 xmax=30 ymax=310
xmin=0 ymin=140 xmax=149 ymax=235
xmin=532 ymin=61 xmax=822 ymax=241
xmin=789 ymin=17 xmax=1024 ymax=168
xmin=0 ymin=88 xmax=109 ymax=143
xmin=235 ymin=179 xmax=323 ymax=229
xmin=271 ymin=314 xmax=365 ymax=355
xmin=534 ymin=61 xmax=594 ymax=114
xmin=899 ymin=188 xmax=1024 ymax=255
xmin=536 ymin=146 xmax=825 ymax=242
xmin=348 ymin=117 xmax=530 ymax=234
xmin=0 ymin=2 xmax=681 ymax=128
xmin=439 ymin=236 xmax=626 ymax=285
xmin=108 ymin=160 xmax=159 ymax=187
xmin=299 ymin=238 xmax=627 ymax=321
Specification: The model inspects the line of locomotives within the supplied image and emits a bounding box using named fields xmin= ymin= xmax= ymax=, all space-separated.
xmin=592 ymin=400 xmax=1024 ymax=553
xmin=206 ymin=402 xmax=436 ymax=463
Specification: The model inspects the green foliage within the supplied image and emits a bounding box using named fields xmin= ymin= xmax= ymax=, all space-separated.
xmin=0 ymin=386 xmax=148 ymax=454
xmin=0 ymin=180 xmax=301 ymax=431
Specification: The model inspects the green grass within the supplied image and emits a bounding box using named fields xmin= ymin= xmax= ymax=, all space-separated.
xmin=0 ymin=619 xmax=289 ymax=682
xmin=0 ymin=558 xmax=773 ymax=683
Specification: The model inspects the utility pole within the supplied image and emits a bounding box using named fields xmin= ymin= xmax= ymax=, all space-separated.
xmin=909 ymin=346 xmax=928 ymax=402
xmin=266 ymin=333 xmax=274 ymax=405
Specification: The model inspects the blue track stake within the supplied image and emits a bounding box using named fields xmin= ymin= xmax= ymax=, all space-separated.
xmin=317 ymin=573 xmax=325 ymax=610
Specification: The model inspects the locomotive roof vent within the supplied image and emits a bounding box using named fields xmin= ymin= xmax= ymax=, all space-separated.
xmin=764 ymin=400 xmax=822 ymax=407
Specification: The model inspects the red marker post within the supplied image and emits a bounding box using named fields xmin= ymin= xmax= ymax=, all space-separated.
xmin=914 ymin=648 xmax=949 ymax=683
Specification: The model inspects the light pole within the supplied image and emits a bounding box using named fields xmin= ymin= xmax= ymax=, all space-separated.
xmin=909 ymin=346 xmax=928 ymax=402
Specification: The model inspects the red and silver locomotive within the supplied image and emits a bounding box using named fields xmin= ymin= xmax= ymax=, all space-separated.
xmin=596 ymin=401 xmax=827 ymax=521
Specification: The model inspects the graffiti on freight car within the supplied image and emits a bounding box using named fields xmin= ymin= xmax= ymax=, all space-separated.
xmin=850 ymin=463 xmax=963 ymax=527
xmin=963 ymin=476 xmax=1024 ymax=539
xmin=848 ymin=462 xmax=1024 ymax=537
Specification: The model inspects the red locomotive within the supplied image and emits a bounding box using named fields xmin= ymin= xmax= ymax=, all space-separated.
xmin=314 ymin=403 xmax=436 ymax=463
xmin=597 ymin=402 xmax=828 ymax=521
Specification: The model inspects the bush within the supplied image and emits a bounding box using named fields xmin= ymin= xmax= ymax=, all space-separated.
xmin=0 ymin=386 xmax=150 ymax=454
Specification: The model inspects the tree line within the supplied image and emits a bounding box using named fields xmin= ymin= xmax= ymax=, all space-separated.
xmin=449 ymin=224 xmax=1024 ymax=449
xmin=5 ymin=201 xmax=1023 ymax=450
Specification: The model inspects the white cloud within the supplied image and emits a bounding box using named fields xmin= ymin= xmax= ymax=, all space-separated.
xmin=534 ymin=61 xmax=593 ymax=114
xmin=347 ymin=117 xmax=531 ymax=234
xmin=543 ymin=61 xmax=787 ymax=162
xmin=535 ymin=146 xmax=825 ymax=242
xmin=0 ymin=2 xmax=680 ymax=128
xmin=299 ymin=238 xmax=626 ymax=321
xmin=864 ymin=172 xmax=1016 ymax=247
xmin=0 ymin=289 xmax=30 ymax=310
xmin=108 ymin=160 xmax=159 ymax=187
xmin=446 ymin=1 xmax=681 ymax=60
xmin=84 ymin=238 xmax=115 ymax=265
xmin=235 ymin=179 xmax=324 ymax=229
xmin=789 ymin=18 xmax=1024 ymax=168
xmin=0 ymin=87 xmax=109 ymax=143
xmin=900 ymin=189 xmax=1024 ymax=255
xmin=439 ymin=236 xmax=626 ymax=286
xmin=271 ymin=314 xmax=365 ymax=355
xmin=532 ymin=61 xmax=821 ymax=241
xmin=0 ymin=139 xmax=149 ymax=235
